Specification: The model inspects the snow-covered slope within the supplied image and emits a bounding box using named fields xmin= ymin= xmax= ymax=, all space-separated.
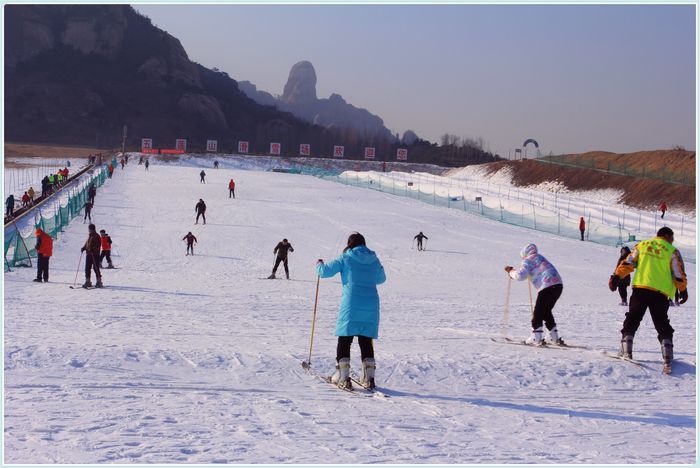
xmin=4 ymin=160 xmax=695 ymax=463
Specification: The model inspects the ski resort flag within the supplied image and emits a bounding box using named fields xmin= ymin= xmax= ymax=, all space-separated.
xmin=364 ymin=147 xmax=376 ymax=160
xmin=207 ymin=140 xmax=218 ymax=152
xmin=299 ymin=144 xmax=311 ymax=156
xmin=141 ymin=138 xmax=153 ymax=151
xmin=175 ymin=139 xmax=187 ymax=152
xmin=270 ymin=143 xmax=281 ymax=155
xmin=333 ymin=145 xmax=345 ymax=158
xmin=238 ymin=141 xmax=249 ymax=154
xmin=397 ymin=148 xmax=408 ymax=161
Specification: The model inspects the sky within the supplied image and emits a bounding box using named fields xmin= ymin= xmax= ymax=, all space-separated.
xmin=135 ymin=3 xmax=697 ymax=156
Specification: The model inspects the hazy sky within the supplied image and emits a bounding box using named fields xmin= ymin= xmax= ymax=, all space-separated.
xmin=136 ymin=3 xmax=696 ymax=156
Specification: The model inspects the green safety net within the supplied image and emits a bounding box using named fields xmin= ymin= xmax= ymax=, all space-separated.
xmin=4 ymin=165 xmax=110 ymax=270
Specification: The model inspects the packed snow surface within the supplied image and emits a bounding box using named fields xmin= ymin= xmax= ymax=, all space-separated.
xmin=4 ymin=159 xmax=696 ymax=463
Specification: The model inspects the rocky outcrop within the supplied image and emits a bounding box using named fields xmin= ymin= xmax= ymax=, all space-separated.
xmin=240 ymin=60 xmax=395 ymax=141
xmin=281 ymin=60 xmax=317 ymax=105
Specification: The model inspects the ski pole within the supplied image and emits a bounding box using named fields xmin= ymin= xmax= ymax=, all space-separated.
xmin=502 ymin=274 xmax=511 ymax=337
xmin=302 ymin=275 xmax=321 ymax=369
xmin=423 ymin=239 xmax=428 ymax=251
xmin=71 ymin=251 xmax=84 ymax=288
xmin=527 ymin=276 xmax=534 ymax=315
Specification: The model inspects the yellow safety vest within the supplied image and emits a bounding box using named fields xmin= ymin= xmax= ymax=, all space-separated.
xmin=632 ymin=237 xmax=676 ymax=298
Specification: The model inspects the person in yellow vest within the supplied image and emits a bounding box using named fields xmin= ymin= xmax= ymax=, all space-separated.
xmin=609 ymin=227 xmax=687 ymax=367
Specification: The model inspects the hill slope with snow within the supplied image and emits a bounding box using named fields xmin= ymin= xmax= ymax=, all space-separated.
xmin=3 ymin=160 xmax=696 ymax=463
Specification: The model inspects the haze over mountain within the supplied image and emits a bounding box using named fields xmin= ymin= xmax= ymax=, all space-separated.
xmin=240 ymin=61 xmax=394 ymax=141
xmin=4 ymin=4 xmax=497 ymax=166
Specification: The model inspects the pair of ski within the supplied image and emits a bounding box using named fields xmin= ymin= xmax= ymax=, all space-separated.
xmin=301 ymin=361 xmax=389 ymax=398
xmin=492 ymin=336 xmax=661 ymax=371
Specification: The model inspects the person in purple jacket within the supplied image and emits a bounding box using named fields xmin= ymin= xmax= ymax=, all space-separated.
xmin=505 ymin=243 xmax=564 ymax=346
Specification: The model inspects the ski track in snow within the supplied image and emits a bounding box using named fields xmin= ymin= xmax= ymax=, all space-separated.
xmin=4 ymin=159 xmax=696 ymax=463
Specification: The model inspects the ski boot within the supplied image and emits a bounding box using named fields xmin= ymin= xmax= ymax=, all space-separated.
xmin=525 ymin=327 xmax=544 ymax=346
xmin=548 ymin=327 xmax=565 ymax=346
xmin=82 ymin=280 xmax=93 ymax=289
xmin=661 ymin=338 xmax=673 ymax=374
xmin=360 ymin=358 xmax=376 ymax=389
xmin=286 ymin=273 xmax=290 ymax=280
xmin=95 ymin=281 xmax=104 ymax=288
xmin=331 ymin=358 xmax=352 ymax=389
xmin=107 ymin=262 xmax=114 ymax=269
xmin=619 ymin=301 xmax=628 ymax=306
xmin=619 ymin=334 xmax=634 ymax=359
xmin=267 ymin=273 xmax=276 ymax=279
xmin=33 ymin=278 xmax=42 ymax=283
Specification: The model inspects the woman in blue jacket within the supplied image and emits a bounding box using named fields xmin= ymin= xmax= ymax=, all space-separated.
xmin=316 ymin=232 xmax=386 ymax=389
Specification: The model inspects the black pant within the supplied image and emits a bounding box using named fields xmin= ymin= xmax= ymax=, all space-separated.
xmin=229 ymin=189 xmax=235 ymax=198
xmin=622 ymin=288 xmax=673 ymax=342
xmin=337 ymin=335 xmax=374 ymax=361
xmin=186 ymin=243 xmax=194 ymax=254
xmin=580 ymin=229 xmax=585 ymax=241
xmin=532 ymin=284 xmax=562 ymax=330
xmin=6 ymin=205 xmax=13 ymax=217
xmin=36 ymin=254 xmax=50 ymax=281
xmin=417 ymin=240 xmax=423 ymax=250
xmin=661 ymin=211 xmax=665 ymax=219
xmin=196 ymin=212 xmax=206 ymax=224
xmin=84 ymin=211 xmax=91 ymax=222
xmin=272 ymin=256 xmax=289 ymax=275
xmin=200 ymin=176 xmax=205 ymax=183
xmin=618 ymin=284 xmax=629 ymax=303
xmin=99 ymin=250 xmax=112 ymax=266
xmin=85 ymin=251 xmax=102 ymax=282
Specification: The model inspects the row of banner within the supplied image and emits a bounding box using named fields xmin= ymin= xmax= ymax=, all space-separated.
xmin=140 ymin=138 xmax=409 ymax=161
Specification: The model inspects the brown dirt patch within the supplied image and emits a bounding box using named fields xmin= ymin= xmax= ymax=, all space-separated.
xmin=482 ymin=158 xmax=695 ymax=212
xmin=4 ymin=142 xmax=115 ymax=168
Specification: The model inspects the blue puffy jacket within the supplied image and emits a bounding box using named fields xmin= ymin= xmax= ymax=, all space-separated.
xmin=316 ymin=246 xmax=386 ymax=338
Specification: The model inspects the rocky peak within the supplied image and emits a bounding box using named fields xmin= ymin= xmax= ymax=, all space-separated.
xmin=281 ymin=60 xmax=317 ymax=105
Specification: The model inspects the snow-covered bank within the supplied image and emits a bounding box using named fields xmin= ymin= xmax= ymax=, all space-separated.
xmin=4 ymin=160 xmax=696 ymax=463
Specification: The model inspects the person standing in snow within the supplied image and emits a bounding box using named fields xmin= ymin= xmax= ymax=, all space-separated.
xmin=83 ymin=201 xmax=93 ymax=223
xmin=659 ymin=201 xmax=667 ymax=219
xmin=200 ymin=170 xmax=206 ymax=183
xmin=99 ymin=230 xmax=114 ymax=268
xmin=81 ymin=223 xmax=103 ymax=288
xmin=144 ymin=159 xmax=150 ymax=171
xmin=579 ymin=217 xmax=586 ymax=241
xmin=228 ymin=179 xmax=236 ymax=198
xmin=88 ymin=184 xmax=96 ymax=205
xmin=505 ymin=243 xmax=564 ymax=346
xmin=613 ymin=246 xmax=632 ymax=306
xmin=414 ymin=232 xmax=428 ymax=251
xmin=195 ymin=199 xmax=206 ymax=224
xmin=213 ymin=160 xmax=220 ymax=169
xmin=268 ymin=239 xmax=294 ymax=279
xmin=5 ymin=194 xmax=15 ymax=218
xmin=34 ymin=228 xmax=53 ymax=282
xmin=316 ymin=232 xmax=386 ymax=389
xmin=27 ymin=186 xmax=35 ymax=204
xmin=183 ymin=232 xmax=198 ymax=255
xmin=609 ymin=227 xmax=687 ymax=365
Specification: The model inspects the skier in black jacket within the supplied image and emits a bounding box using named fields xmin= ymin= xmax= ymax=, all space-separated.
xmin=268 ymin=239 xmax=294 ymax=279
xmin=183 ymin=232 xmax=198 ymax=255
xmin=414 ymin=232 xmax=428 ymax=251
xmin=200 ymin=170 xmax=206 ymax=183
xmin=195 ymin=199 xmax=206 ymax=224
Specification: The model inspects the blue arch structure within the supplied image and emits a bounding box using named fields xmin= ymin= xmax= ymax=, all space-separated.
xmin=522 ymin=138 xmax=539 ymax=149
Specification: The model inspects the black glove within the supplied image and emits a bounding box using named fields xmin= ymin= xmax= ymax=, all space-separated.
xmin=678 ymin=289 xmax=688 ymax=305
xmin=81 ymin=247 xmax=85 ymax=253
xmin=608 ymin=275 xmax=620 ymax=292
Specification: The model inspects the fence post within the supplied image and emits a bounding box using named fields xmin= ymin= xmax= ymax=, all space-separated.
xmin=638 ymin=213 xmax=641 ymax=231
xmin=680 ymin=215 xmax=684 ymax=236
xmin=533 ymin=205 xmax=537 ymax=229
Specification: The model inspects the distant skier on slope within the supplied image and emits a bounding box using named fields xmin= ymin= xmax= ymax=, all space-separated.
xmin=83 ymin=201 xmax=93 ymax=223
xmin=414 ymin=232 xmax=428 ymax=251
xmin=316 ymin=232 xmax=386 ymax=389
xmin=144 ymin=159 xmax=150 ymax=171
xmin=505 ymin=243 xmax=564 ymax=346
xmin=195 ymin=199 xmax=206 ymax=224
xmin=200 ymin=170 xmax=206 ymax=183
xmin=99 ymin=230 xmax=114 ymax=268
xmin=81 ymin=223 xmax=103 ymax=288
xmin=268 ymin=239 xmax=294 ymax=279
xmin=609 ymin=227 xmax=687 ymax=370
xmin=579 ymin=217 xmax=586 ymax=241
xmin=183 ymin=232 xmax=198 ymax=255
xmin=88 ymin=184 xmax=96 ymax=205
xmin=34 ymin=228 xmax=53 ymax=283
xmin=229 ymin=179 xmax=236 ymax=199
